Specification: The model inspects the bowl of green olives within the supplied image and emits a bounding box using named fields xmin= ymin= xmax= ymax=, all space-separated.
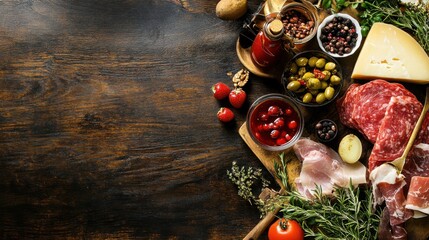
xmin=281 ymin=50 xmax=343 ymax=107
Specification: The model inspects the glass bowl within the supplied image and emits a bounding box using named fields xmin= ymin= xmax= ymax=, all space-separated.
xmin=246 ymin=94 xmax=304 ymax=151
xmin=281 ymin=50 xmax=344 ymax=107
xmin=317 ymin=13 xmax=362 ymax=58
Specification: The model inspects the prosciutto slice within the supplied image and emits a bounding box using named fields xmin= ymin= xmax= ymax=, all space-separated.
xmin=293 ymin=138 xmax=367 ymax=199
xmin=405 ymin=176 xmax=429 ymax=215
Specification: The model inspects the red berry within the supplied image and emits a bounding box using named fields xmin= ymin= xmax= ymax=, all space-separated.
xmin=217 ymin=107 xmax=234 ymax=122
xmin=270 ymin=130 xmax=280 ymax=139
xmin=229 ymin=88 xmax=247 ymax=108
xmin=285 ymin=133 xmax=292 ymax=141
xmin=276 ymin=137 xmax=287 ymax=145
xmin=259 ymin=112 xmax=269 ymax=121
xmin=274 ymin=117 xmax=285 ymax=128
xmin=285 ymin=108 xmax=293 ymax=116
xmin=262 ymin=123 xmax=270 ymax=131
xmin=212 ymin=82 xmax=231 ymax=100
xmin=267 ymin=105 xmax=280 ymax=116
xmin=288 ymin=120 xmax=298 ymax=129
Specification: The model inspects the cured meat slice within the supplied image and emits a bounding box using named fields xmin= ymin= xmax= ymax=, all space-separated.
xmin=336 ymin=80 xmax=417 ymax=144
xmin=378 ymin=208 xmax=408 ymax=240
xmin=405 ymin=176 xmax=429 ymax=215
xmin=403 ymin=143 xmax=429 ymax=185
xmin=293 ymin=138 xmax=367 ymax=199
xmin=403 ymin=113 xmax=429 ymax=187
xmin=370 ymin=164 xmax=413 ymax=226
xmin=336 ymin=83 xmax=360 ymax=129
xmin=352 ymin=80 xmax=416 ymax=143
xmin=368 ymin=95 xmax=422 ymax=172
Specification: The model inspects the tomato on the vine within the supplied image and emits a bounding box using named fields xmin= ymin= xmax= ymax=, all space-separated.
xmin=268 ymin=218 xmax=304 ymax=240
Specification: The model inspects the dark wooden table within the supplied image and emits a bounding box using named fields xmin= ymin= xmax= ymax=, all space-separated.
xmin=8 ymin=1 xmax=428 ymax=240
xmin=0 ymin=0 xmax=288 ymax=239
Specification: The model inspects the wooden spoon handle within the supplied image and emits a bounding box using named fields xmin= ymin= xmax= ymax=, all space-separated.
xmin=243 ymin=208 xmax=280 ymax=240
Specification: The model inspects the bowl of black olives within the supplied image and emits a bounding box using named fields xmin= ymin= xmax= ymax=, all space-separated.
xmin=317 ymin=13 xmax=362 ymax=58
xmin=282 ymin=50 xmax=343 ymax=107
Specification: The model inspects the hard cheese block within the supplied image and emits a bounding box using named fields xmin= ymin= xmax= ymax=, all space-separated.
xmin=352 ymin=22 xmax=429 ymax=84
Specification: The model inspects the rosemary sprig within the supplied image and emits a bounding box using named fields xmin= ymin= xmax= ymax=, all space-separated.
xmin=271 ymin=155 xmax=382 ymax=240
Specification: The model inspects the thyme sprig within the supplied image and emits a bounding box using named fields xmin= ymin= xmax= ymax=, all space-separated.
xmin=227 ymin=161 xmax=270 ymax=215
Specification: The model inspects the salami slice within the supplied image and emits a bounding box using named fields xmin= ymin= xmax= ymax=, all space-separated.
xmin=336 ymin=83 xmax=360 ymax=129
xmin=336 ymin=80 xmax=416 ymax=144
xmin=368 ymin=95 xmax=422 ymax=172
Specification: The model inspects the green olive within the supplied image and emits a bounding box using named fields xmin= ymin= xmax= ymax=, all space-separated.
xmin=302 ymin=72 xmax=315 ymax=80
xmin=320 ymin=81 xmax=328 ymax=89
xmin=308 ymin=56 xmax=319 ymax=68
xmin=316 ymin=92 xmax=327 ymax=104
xmin=330 ymin=75 xmax=341 ymax=85
xmin=322 ymin=70 xmax=331 ymax=81
xmin=298 ymin=67 xmax=307 ymax=77
xmin=287 ymin=81 xmax=301 ymax=91
xmin=307 ymin=78 xmax=321 ymax=90
xmin=325 ymin=62 xmax=337 ymax=71
xmin=309 ymin=89 xmax=320 ymax=96
xmin=295 ymin=57 xmax=309 ymax=67
xmin=315 ymin=58 xmax=326 ymax=68
xmin=289 ymin=63 xmax=298 ymax=74
xmin=302 ymin=92 xmax=313 ymax=103
xmin=288 ymin=75 xmax=298 ymax=82
xmin=324 ymin=86 xmax=335 ymax=100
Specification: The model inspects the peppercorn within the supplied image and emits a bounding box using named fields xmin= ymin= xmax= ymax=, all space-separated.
xmin=319 ymin=16 xmax=359 ymax=56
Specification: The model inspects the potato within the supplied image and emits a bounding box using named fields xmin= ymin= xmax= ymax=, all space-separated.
xmin=216 ymin=0 xmax=247 ymax=20
xmin=338 ymin=134 xmax=362 ymax=164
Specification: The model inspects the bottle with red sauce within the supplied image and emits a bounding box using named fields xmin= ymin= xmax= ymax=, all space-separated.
xmin=251 ymin=19 xmax=285 ymax=68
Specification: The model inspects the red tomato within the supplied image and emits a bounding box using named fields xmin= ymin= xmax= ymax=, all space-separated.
xmin=268 ymin=218 xmax=304 ymax=240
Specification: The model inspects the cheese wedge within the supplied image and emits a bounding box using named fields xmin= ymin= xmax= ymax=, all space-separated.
xmin=352 ymin=22 xmax=429 ymax=84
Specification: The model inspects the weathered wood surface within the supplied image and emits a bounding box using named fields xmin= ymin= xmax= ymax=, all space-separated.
xmin=0 ymin=0 xmax=278 ymax=239
xmin=1 ymin=1 xmax=426 ymax=240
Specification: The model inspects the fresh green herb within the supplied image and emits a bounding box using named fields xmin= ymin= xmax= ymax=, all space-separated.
xmin=318 ymin=0 xmax=364 ymax=12
xmin=271 ymin=155 xmax=382 ymax=240
xmin=274 ymin=152 xmax=290 ymax=191
xmin=229 ymin=154 xmax=381 ymax=239
xmin=359 ymin=0 xmax=429 ymax=53
xmin=227 ymin=161 xmax=270 ymax=215
xmin=271 ymin=184 xmax=381 ymax=240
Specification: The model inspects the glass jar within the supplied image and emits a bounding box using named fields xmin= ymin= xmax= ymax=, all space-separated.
xmin=251 ymin=19 xmax=285 ymax=68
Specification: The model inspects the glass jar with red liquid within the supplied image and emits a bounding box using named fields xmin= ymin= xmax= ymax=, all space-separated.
xmin=251 ymin=19 xmax=285 ymax=69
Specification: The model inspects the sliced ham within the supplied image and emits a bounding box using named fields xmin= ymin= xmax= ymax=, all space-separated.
xmin=368 ymin=95 xmax=422 ymax=171
xmin=293 ymin=138 xmax=367 ymax=199
xmin=370 ymin=164 xmax=413 ymax=233
xmin=405 ymin=176 xmax=429 ymax=216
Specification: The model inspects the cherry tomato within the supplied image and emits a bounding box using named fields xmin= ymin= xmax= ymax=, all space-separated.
xmin=268 ymin=218 xmax=304 ymax=240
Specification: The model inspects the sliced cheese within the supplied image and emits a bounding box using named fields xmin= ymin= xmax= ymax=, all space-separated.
xmin=352 ymin=22 xmax=429 ymax=84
